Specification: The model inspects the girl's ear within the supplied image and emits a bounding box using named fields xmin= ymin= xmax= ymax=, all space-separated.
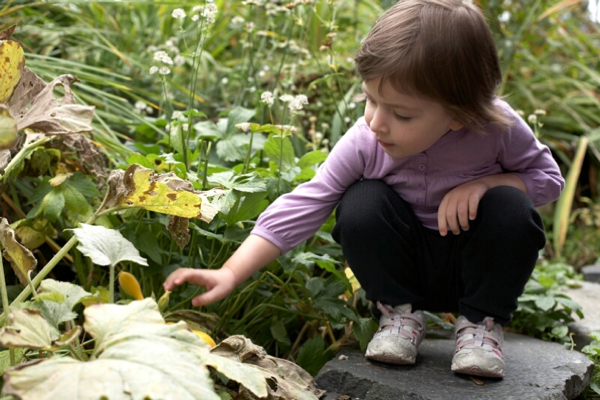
xmin=449 ymin=119 xmax=464 ymax=131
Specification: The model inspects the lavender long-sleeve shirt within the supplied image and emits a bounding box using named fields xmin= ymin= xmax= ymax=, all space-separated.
xmin=252 ymin=101 xmax=565 ymax=254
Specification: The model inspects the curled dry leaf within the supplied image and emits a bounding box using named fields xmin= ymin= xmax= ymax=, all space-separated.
xmin=0 ymin=25 xmax=16 ymax=41
xmin=168 ymin=216 xmax=191 ymax=250
xmin=210 ymin=335 xmax=324 ymax=400
xmin=10 ymin=74 xmax=94 ymax=134
xmin=0 ymin=218 xmax=37 ymax=286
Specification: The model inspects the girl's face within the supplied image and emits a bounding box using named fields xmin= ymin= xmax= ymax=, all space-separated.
xmin=363 ymin=78 xmax=463 ymax=158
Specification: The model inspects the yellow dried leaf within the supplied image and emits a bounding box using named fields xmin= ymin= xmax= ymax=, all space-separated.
xmin=0 ymin=105 xmax=17 ymax=150
xmin=0 ymin=40 xmax=24 ymax=103
xmin=121 ymin=165 xmax=203 ymax=219
xmin=0 ymin=218 xmax=37 ymax=286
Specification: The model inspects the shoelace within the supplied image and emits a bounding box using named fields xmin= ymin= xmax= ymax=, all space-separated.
xmin=455 ymin=317 xmax=502 ymax=354
xmin=375 ymin=301 xmax=424 ymax=344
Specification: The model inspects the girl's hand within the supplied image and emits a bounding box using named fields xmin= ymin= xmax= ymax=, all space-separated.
xmin=437 ymin=180 xmax=489 ymax=236
xmin=163 ymin=267 xmax=238 ymax=307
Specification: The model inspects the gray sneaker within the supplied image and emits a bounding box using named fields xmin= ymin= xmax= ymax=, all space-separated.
xmin=451 ymin=316 xmax=505 ymax=378
xmin=365 ymin=301 xmax=427 ymax=365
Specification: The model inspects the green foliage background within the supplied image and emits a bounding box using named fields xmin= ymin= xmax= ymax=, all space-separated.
xmin=1 ymin=0 xmax=600 ymax=387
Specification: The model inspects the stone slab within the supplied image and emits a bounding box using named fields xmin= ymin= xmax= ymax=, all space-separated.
xmin=581 ymin=264 xmax=600 ymax=283
xmin=315 ymin=332 xmax=593 ymax=400
xmin=561 ymin=281 xmax=600 ymax=349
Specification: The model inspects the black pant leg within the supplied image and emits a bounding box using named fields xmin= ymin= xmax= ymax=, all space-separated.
xmin=457 ymin=186 xmax=546 ymax=325
xmin=332 ymin=180 xmax=432 ymax=308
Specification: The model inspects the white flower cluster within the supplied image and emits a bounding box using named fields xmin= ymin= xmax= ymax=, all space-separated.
xmin=261 ymin=91 xmax=274 ymax=107
xmin=280 ymin=94 xmax=308 ymax=112
xmin=172 ymin=8 xmax=186 ymax=19
xmin=192 ymin=4 xmax=218 ymax=24
xmin=149 ymin=50 xmax=176 ymax=75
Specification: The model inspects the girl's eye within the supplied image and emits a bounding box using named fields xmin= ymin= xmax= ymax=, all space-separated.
xmin=393 ymin=113 xmax=411 ymax=121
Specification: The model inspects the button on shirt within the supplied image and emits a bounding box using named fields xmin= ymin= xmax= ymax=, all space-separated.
xmin=252 ymin=100 xmax=565 ymax=254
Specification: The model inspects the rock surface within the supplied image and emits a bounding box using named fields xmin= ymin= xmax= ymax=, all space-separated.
xmin=315 ymin=331 xmax=593 ymax=400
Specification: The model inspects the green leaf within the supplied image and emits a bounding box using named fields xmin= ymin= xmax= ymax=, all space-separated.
xmin=270 ymin=318 xmax=291 ymax=346
xmin=126 ymin=153 xmax=155 ymax=169
xmin=0 ymin=348 xmax=25 ymax=375
xmin=351 ymin=318 xmax=379 ymax=353
xmin=66 ymin=173 xmax=100 ymax=198
xmin=73 ymin=224 xmax=148 ymax=267
xmin=298 ymin=151 xmax=328 ymax=168
xmin=0 ymin=106 xmax=18 ymax=150
xmin=264 ymin=133 xmax=297 ymax=180
xmin=208 ymin=171 xmax=267 ymax=193
xmin=296 ymin=336 xmax=333 ymax=376
xmin=551 ymin=325 xmax=569 ymax=338
xmin=221 ymin=191 xmax=269 ymax=226
xmin=62 ymin=184 xmax=90 ymax=215
xmin=42 ymin=188 xmax=65 ymax=222
xmin=534 ymin=296 xmax=556 ymax=311
xmin=225 ymin=106 xmax=256 ymax=137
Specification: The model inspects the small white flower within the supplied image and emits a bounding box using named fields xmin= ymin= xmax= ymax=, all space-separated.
xmin=149 ymin=66 xmax=159 ymax=75
xmin=534 ymin=109 xmax=547 ymax=116
xmin=245 ymin=22 xmax=256 ymax=32
xmin=527 ymin=114 xmax=537 ymax=124
xmin=221 ymin=77 xmax=229 ymax=84
xmin=134 ymin=100 xmax=146 ymax=112
xmin=348 ymin=102 xmax=356 ymax=109
xmin=249 ymin=86 xmax=257 ymax=93
xmin=232 ymin=16 xmax=245 ymax=25
xmin=191 ymin=14 xmax=200 ymax=21
xmin=516 ymin=109 xmax=525 ymax=117
xmin=145 ymin=106 xmax=153 ymax=114
xmin=172 ymin=8 xmax=186 ymax=19
xmin=258 ymin=70 xmax=266 ymax=77
xmin=279 ymin=94 xmax=294 ymax=103
xmin=182 ymin=123 xmax=189 ymax=132
xmin=344 ymin=117 xmax=351 ymax=123
xmin=159 ymin=66 xmax=171 ymax=75
xmin=261 ymin=91 xmax=274 ymax=106
xmin=192 ymin=5 xmax=202 ymax=12
xmin=288 ymin=94 xmax=308 ymax=111
xmin=315 ymin=132 xmax=323 ymax=140
xmin=174 ymin=54 xmax=186 ymax=65
xmin=153 ymin=51 xmax=168 ymax=61
xmin=172 ymin=111 xmax=184 ymax=120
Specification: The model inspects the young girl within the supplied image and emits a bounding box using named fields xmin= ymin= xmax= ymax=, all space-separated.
xmin=164 ymin=0 xmax=564 ymax=379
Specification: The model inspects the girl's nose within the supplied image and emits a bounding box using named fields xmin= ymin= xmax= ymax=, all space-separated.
xmin=368 ymin=107 xmax=388 ymax=135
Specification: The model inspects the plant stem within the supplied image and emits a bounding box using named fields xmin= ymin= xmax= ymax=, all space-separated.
xmin=0 ymin=254 xmax=15 ymax=365
xmin=109 ymin=264 xmax=115 ymax=304
xmin=0 ymin=136 xmax=52 ymax=183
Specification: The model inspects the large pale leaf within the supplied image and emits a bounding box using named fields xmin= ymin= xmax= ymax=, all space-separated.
xmin=0 ymin=40 xmax=24 ymax=103
xmin=0 ymin=218 xmax=37 ymax=286
xmin=0 ymin=309 xmax=53 ymax=350
xmin=101 ymin=164 xmax=218 ymax=222
xmin=9 ymin=73 xmax=94 ymax=134
xmin=73 ymin=223 xmax=148 ymax=268
xmin=3 ymin=299 xmax=220 ymax=400
xmin=38 ymin=279 xmax=92 ymax=310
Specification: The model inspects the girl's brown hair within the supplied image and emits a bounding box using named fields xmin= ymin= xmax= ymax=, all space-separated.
xmin=355 ymin=0 xmax=511 ymax=133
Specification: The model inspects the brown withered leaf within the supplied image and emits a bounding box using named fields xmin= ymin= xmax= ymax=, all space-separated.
xmin=211 ymin=335 xmax=324 ymax=400
xmin=57 ymin=134 xmax=107 ymax=182
xmin=168 ymin=216 xmax=190 ymax=250
xmin=0 ymin=218 xmax=37 ymax=286
xmin=0 ymin=25 xmax=16 ymax=41
xmin=8 ymin=71 xmax=94 ymax=134
xmin=100 ymin=164 xmax=218 ymax=223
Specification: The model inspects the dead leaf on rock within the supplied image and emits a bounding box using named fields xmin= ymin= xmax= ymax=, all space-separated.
xmin=211 ymin=335 xmax=325 ymax=400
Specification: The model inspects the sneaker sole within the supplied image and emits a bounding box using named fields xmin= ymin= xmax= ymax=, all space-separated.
xmin=366 ymin=353 xmax=416 ymax=365
xmin=451 ymin=363 xmax=504 ymax=378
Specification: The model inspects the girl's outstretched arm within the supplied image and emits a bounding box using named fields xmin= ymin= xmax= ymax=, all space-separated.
xmin=163 ymin=234 xmax=281 ymax=307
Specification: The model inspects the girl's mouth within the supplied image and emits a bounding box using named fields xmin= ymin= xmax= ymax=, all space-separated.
xmin=377 ymin=140 xmax=393 ymax=148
